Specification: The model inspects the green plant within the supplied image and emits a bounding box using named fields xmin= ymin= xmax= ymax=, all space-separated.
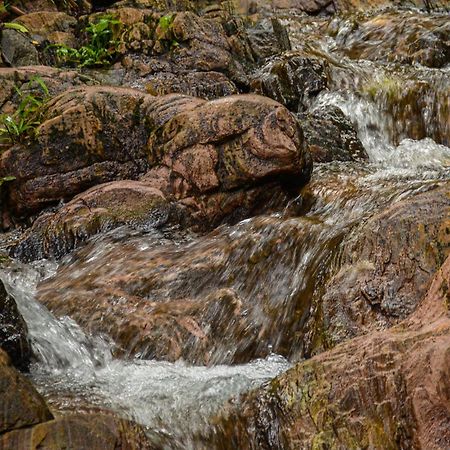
xmin=0 ymin=76 xmax=50 ymax=144
xmin=158 ymin=13 xmax=174 ymax=32
xmin=1 ymin=21 xmax=28 ymax=33
xmin=51 ymin=14 xmax=123 ymax=68
xmin=0 ymin=176 xmax=15 ymax=187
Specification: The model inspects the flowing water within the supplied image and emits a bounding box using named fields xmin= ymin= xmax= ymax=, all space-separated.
xmin=1 ymin=8 xmax=449 ymax=449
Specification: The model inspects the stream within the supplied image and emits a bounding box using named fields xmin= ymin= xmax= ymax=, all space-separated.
xmin=0 ymin=8 xmax=449 ymax=449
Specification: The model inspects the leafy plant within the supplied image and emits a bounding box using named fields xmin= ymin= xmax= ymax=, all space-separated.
xmin=0 ymin=76 xmax=50 ymax=144
xmin=158 ymin=14 xmax=174 ymax=32
xmin=51 ymin=14 xmax=123 ymax=68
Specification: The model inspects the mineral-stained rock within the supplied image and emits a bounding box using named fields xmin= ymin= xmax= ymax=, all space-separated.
xmin=0 ymin=279 xmax=31 ymax=370
xmin=3 ymin=87 xmax=310 ymax=237
xmin=306 ymin=182 xmax=450 ymax=353
xmin=251 ymin=51 xmax=328 ymax=113
xmin=13 ymin=181 xmax=171 ymax=261
xmin=0 ymin=414 xmax=152 ymax=450
xmin=0 ymin=86 xmax=150 ymax=219
xmin=143 ymin=93 xmax=310 ymax=195
xmin=202 ymin=253 xmax=450 ymax=449
xmin=0 ymin=348 xmax=52 ymax=436
xmin=300 ymin=105 xmax=367 ymax=162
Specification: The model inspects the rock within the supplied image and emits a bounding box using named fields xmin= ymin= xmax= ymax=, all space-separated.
xmin=0 ymin=414 xmax=152 ymax=450
xmin=144 ymin=71 xmax=237 ymax=99
xmin=300 ymin=105 xmax=367 ymax=162
xmin=13 ymin=181 xmax=171 ymax=261
xmin=37 ymin=214 xmax=317 ymax=364
xmin=0 ymin=86 xmax=150 ymax=219
xmin=0 ymin=348 xmax=52 ymax=436
xmin=308 ymin=183 xmax=450 ymax=352
xmin=0 ymin=28 xmax=40 ymax=66
xmin=2 ymin=87 xmax=310 ymax=230
xmin=262 ymin=0 xmax=448 ymax=15
xmin=0 ymin=67 xmax=93 ymax=112
xmin=203 ymin=253 xmax=450 ymax=449
xmin=143 ymin=93 xmax=310 ymax=195
xmin=115 ymin=9 xmax=251 ymax=92
xmin=328 ymin=11 xmax=450 ymax=68
xmin=15 ymin=11 xmax=77 ymax=47
xmin=251 ymin=51 xmax=328 ymax=113
xmin=0 ymin=279 xmax=31 ymax=370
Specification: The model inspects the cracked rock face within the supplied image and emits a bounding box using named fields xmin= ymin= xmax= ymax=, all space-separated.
xmin=201 ymin=252 xmax=450 ymax=450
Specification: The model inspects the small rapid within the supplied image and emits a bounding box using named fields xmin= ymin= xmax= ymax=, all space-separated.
xmin=0 ymin=263 xmax=291 ymax=447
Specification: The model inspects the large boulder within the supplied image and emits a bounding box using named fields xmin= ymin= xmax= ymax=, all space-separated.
xmin=5 ymin=88 xmax=310 ymax=249
xmin=0 ymin=280 xmax=31 ymax=370
xmin=203 ymin=253 xmax=450 ymax=449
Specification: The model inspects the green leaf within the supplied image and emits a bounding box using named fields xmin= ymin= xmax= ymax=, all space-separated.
xmin=0 ymin=176 xmax=16 ymax=187
xmin=3 ymin=22 xmax=29 ymax=34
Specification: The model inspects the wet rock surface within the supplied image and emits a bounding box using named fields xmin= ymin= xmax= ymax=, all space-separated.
xmin=12 ymin=181 xmax=171 ymax=261
xmin=0 ymin=280 xmax=31 ymax=370
xmin=300 ymin=105 xmax=367 ymax=162
xmin=0 ymin=0 xmax=449 ymax=448
xmin=312 ymin=182 xmax=450 ymax=350
xmin=251 ymin=51 xmax=329 ymax=113
xmin=203 ymin=253 xmax=450 ymax=450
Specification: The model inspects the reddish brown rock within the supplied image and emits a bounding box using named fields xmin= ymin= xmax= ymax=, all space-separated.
xmin=12 ymin=181 xmax=171 ymax=261
xmin=0 ymin=349 xmax=52 ymax=436
xmin=15 ymin=11 xmax=77 ymax=47
xmin=0 ymin=414 xmax=152 ymax=450
xmin=0 ymin=86 xmax=150 ymax=219
xmin=310 ymin=183 xmax=450 ymax=351
xmin=202 ymin=253 xmax=450 ymax=449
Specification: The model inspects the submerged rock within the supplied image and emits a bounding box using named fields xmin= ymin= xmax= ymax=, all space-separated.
xmin=0 ymin=280 xmax=31 ymax=370
xmin=203 ymin=253 xmax=450 ymax=449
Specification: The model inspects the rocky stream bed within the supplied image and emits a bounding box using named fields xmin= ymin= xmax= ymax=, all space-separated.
xmin=0 ymin=0 xmax=449 ymax=448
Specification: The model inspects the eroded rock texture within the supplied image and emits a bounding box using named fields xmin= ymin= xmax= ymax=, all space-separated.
xmin=203 ymin=253 xmax=450 ymax=449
